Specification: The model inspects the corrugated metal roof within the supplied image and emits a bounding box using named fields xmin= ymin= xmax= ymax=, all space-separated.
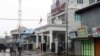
xmin=75 ymin=1 xmax=100 ymax=14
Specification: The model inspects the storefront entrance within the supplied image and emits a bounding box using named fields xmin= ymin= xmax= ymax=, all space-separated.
xmin=94 ymin=38 xmax=100 ymax=56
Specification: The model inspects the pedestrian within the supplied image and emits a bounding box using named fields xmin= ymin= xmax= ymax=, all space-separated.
xmin=18 ymin=46 xmax=22 ymax=55
xmin=13 ymin=45 xmax=17 ymax=55
xmin=3 ymin=45 xmax=6 ymax=52
xmin=57 ymin=42 xmax=63 ymax=56
xmin=10 ymin=45 xmax=13 ymax=56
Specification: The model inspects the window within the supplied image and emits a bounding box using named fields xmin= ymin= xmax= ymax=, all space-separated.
xmin=75 ymin=14 xmax=81 ymax=22
xmin=89 ymin=0 xmax=95 ymax=4
xmin=39 ymin=36 xmax=41 ymax=42
xmin=58 ymin=14 xmax=65 ymax=24
xmin=77 ymin=0 xmax=83 ymax=4
xmin=52 ymin=18 xmax=55 ymax=24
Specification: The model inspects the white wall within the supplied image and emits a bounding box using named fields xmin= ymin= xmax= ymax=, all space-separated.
xmin=68 ymin=8 xmax=81 ymax=31
xmin=68 ymin=0 xmax=89 ymax=9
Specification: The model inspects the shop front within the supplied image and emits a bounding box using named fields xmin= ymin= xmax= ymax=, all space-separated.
xmin=76 ymin=26 xmax=94 ymax=56
xmin=92 ymin=26 xmax=100 ymax=56
xmin=81 ymin=39 xmax=94 ymax=56
xmin=94 ymin=38 xmax=100 ymax=56
xmin=35 ymin=24 xmax=66 ymax=52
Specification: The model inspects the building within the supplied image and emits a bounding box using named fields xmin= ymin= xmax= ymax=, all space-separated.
xmin=0 ymin=38 xmax=6 ymax=45
xmin=24 ymin=32 xmax=36 ymax=50
xmin=72 ymin=1 xmax=100 ymax=56
xmin=35 ymin=0 xmax=97 ymax=52
xmin=5 ymin=35 xmax=13 ymax=47
xmin=10 ymin=27 xmax=34 ymax=50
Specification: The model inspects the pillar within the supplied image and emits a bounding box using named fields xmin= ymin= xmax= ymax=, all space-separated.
xmin=49 ymin=30 xmax=53 ymax=50
xmin=41 ymin=33 xmax=45 ymax=51
xmin=55 ymin=38 xmax=58 ymax=53
xmin=41 ymin=33 xmax=44 ymax=43
xmin=36 ymin=33 xmax=39 ymax=48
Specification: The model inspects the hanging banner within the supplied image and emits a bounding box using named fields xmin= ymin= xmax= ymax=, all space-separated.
xmin=92 ymin=26 xmax=100 ymax=37
xmin=77 ymin=26 xmax=88 ymax=38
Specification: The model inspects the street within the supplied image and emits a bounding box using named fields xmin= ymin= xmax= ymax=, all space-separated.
xmin=0 ymin=52 xmax=43 ymax=56
xmin=0 ymin=49 xmax=44 ymax=56
xmin=0 ymin=52 xmax=10 ymax=56
xmin=0 ymin=51 xmax=64 ymax=56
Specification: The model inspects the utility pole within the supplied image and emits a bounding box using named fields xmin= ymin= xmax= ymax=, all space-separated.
xmin=65 ymin=0 xmax=69 ymax=56
xmin=4 ymin=31 xmax=7 ymax=46
xmin=18 ymin=0 xmax=22 ymax=46
xmin=18 ymin=0 xmax=21 ymax=31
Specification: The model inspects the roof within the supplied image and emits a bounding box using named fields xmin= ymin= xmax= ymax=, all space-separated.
xmin=75 ymin=1 xmax=100 ymax=14
xmin=35 ymin=24 xmax=66 ymax=30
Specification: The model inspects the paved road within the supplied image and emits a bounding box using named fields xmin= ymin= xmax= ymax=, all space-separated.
xmin=0 ymin=52 xmax=43 ymax=56
xmin=0 ymin=50 xmax=44 ymax=56
xmin=0 ymin=49 xmax=56 ymax=56
xmin=0 ymin=52 xmax=10 ymax=56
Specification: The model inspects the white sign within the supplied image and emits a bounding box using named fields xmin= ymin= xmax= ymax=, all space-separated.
xmin=69 ymin=31 xmax=77 ymax=39
xmin=92 ymin=26 xmax=100 ymax=37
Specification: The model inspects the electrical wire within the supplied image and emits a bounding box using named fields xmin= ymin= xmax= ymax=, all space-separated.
xmin=0 ymin=18 xmax=46 ymax=21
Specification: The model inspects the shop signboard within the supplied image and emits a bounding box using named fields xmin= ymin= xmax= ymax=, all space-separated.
xmin=92 ymin=26 xmax=100 ymax=37
xmin=51 ymin=0 xmax=65 ymax=16
xmin=77 ymin=26 xmax=88 ymax=38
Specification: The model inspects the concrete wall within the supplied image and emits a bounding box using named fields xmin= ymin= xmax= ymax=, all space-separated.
xmin=51 ymin=0 xmax=90 ymax=10
xmin=47 ymin=12 xmax=65 ymax=24
xmin=81 ymin=7 xmax=100 ymax=33
xmin=68 ymin=8 xmax=81 ymax=31
xmin=68 ymin=0 xmax=90 ymax=9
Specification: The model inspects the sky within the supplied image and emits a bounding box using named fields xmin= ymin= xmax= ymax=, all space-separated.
xmin=0 ymin=0 xmax=52 ymax=37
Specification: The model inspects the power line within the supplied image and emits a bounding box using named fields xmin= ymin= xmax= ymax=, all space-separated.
xmin=0 ymin=18 xmax=46 ymax=21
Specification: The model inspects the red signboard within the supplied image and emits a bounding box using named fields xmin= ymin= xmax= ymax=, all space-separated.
xmin=92 ymin=26 xmax=100 ymax=37
xmin=51 ymin=3 xmax=65 ymax=16
xmin=96 ymin=27 xmax=100 ymax=34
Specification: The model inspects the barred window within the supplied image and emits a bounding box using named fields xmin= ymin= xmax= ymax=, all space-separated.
xmin=89 ymin=0 xmax=95 ymax=4
xmin=77 ymin=0 xmax=83 ymax=4
xmin=75 ymin=14 xmax=82 ymax=22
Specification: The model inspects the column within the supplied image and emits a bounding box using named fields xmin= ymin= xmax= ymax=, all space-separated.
xmin=47 ymin=35 xmax=50 ymax=50
xmin=49 ymin=30 xmax=53 ymax=50
xmin=36 ymin=33 xmax=39 ymax=48
xmin=41 ymin=33 xmax=44 ymax=51
xmin=55 ymin=38 xmax=58 ymax=53
xmin=41 ymin=33 xmax=44 ymax=43
xmin=47 ymin=35 xmax=49 ymax=45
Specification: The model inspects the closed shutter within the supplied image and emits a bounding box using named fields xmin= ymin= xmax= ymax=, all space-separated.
xmin=81 ymin=40 xmax=94 ymax=56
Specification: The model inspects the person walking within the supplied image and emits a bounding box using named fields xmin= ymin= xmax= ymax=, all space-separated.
xmin=18 ymin=46 xmax=22 ymax=56
xmin=10 ymin=45 xmax=13 ymax=56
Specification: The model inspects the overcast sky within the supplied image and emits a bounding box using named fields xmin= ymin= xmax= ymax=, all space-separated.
xmin=0 ymin=0 xmax=52 ymax=37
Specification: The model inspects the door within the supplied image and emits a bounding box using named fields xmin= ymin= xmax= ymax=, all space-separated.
xmin=94 ymin=38 xmax=100 ymax=56
xmin=81 ymin=40 xmax=94 ymax=56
